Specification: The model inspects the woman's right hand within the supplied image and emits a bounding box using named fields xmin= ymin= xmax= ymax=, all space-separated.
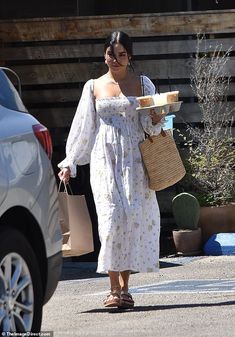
xmin=149 ymin=108 xmax=166 ymax=125
xmin=58 ymin=167 xmax=71 ymax=184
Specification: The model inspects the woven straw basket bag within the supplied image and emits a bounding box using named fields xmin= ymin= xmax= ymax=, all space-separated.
xmin=139 ymin=129 xmax=186 ymax=191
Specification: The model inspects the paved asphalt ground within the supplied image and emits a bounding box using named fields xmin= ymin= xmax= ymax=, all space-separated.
xmin=41 ymin=255 xmax=235 ymax=337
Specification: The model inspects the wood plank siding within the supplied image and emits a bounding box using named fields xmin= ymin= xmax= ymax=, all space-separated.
xmin=1 ymin=11 xmax=235 ymax=41
xmin=0 ymin=10 xmax=235 ymax=213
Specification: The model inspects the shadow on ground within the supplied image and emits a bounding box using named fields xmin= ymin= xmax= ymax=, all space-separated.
xmin=59 ymin=258 xmax=191 ymax=281
xmin=80 ymin=300 xmax=235 ymax=314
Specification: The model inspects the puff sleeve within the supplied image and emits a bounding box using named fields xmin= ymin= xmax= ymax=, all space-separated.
xmin=58 ymin=79 xmax=96 ymax=177
xmin=139 ymin=76 xmax=165 ymax=136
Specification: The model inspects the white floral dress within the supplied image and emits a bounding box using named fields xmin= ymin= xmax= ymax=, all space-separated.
xmin=58 ymin=75 xmax=163 ymax=274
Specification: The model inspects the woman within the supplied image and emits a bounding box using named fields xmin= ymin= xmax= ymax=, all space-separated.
xmin=58 ymin=31 xmax=164 ymax=309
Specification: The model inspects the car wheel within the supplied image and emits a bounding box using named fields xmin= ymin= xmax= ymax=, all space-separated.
xmin=0 ymin=227 xmax=43 ymax=332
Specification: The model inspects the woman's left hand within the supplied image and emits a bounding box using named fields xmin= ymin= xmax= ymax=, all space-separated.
xmin=149 ymin=108 xmax=166 ymax=125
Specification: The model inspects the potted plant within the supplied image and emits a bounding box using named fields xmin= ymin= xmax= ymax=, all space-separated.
xmin=177 ymin=35 xmax=235 ymax=244
xmin=172 ymin=192 xmax=202 ymax=256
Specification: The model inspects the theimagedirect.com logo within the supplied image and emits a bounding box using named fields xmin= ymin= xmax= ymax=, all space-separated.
xmin=1 ymin=332 xmax=53 ymax=337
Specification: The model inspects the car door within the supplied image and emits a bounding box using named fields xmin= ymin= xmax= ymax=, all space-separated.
xmin=0 ymin=145 xmax=8 ymax=206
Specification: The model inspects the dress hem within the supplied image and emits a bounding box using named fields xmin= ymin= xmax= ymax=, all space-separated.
xmin=96 ymin=267 xmax=159 ymax=275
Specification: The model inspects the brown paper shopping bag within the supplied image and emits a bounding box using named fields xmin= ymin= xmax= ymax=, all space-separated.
xmin=58 ymin=182 xmax=94 ymax=257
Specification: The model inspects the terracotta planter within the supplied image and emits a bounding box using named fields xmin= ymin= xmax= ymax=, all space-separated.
xmin=172 ymin=228 xmax=202 ymax=256
xmin=198 ymin=203 xmax=235 ymax=244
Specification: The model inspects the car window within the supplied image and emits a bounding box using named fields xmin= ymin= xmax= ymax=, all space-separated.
xmin=0 ymin=70 xmax=28 ymax=112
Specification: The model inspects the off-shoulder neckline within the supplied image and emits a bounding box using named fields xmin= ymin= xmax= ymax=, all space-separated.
xmin=95 ymin=96 xmax=137 ymax=101
xmin=89 ymin=76 xmax=153 ymax=100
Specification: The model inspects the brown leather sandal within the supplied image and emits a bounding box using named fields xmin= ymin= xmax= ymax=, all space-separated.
xmin=119 ymin=292 xmax=134 ymax=309
xmin=103 ymin=292 xmax=121 ymax=307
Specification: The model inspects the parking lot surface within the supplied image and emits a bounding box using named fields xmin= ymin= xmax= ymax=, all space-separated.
xmin=42 ymin=256 xmax=235 ymax=337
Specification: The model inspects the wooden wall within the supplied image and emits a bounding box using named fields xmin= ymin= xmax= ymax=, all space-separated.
xmin=1 ymin=11 xmax=235 ymax=167
xmin=1 ymin=11 xmax=234 ymax=150
xmin=0 ymin=10 xmax=235 ymax=256
xmin=1 ymin=0 xmax=234 ymax=19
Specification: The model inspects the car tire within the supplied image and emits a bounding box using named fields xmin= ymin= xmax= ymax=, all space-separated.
xmin=0 ymin=227 xmax=43 ymax=332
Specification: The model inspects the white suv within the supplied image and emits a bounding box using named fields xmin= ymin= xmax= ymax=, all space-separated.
xmin=0 ymin=67 xmax=62 ymax=332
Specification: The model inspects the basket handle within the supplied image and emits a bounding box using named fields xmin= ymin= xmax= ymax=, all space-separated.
xmin=141 ymin=74 xmax=166 ymax=141
xmin=145 ymin=129 xmax=167 ymax=143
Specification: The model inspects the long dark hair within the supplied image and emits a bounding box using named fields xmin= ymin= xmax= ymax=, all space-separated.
xmin=104 ymin=31 xmax=134 ymax=68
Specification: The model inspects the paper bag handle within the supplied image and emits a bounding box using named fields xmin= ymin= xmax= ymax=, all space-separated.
xmin=58 ymin=180 xmax=73 ymax=195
